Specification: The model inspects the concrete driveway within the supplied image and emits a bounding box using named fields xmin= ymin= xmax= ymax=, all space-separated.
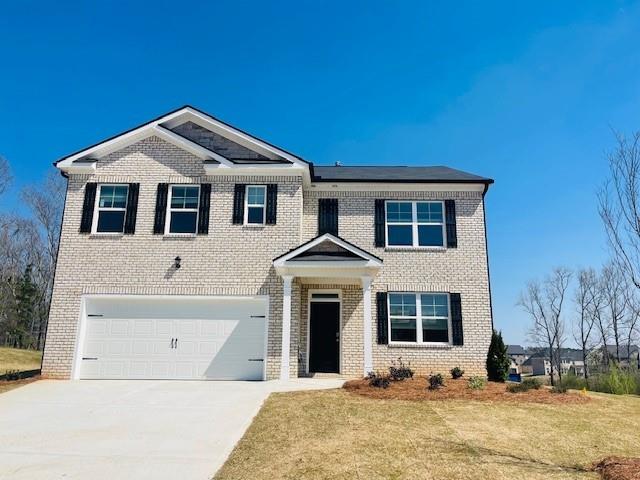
xmin=0 ymin=378 xmax=344 ymax=480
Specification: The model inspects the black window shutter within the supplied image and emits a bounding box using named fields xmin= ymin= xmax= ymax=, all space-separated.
xmin=376 ymin=291 xmax=388 ymax=344
xmin=450 ymin=293 xmax=463 ymax=345
xmin=318 ymin=198 xmax=338 ymax=235
xmin=197 ymin=183 xmax=212 ymax=234
xmin=445 ymin=199 xmax=457 ymax=248
xmin=123 ymin=183 xmax=139 ymax=234
xmin=374 ymin=199 xmax=386 ymax=247
xmin=232 ymin=184 xmax=246 ymax=224
xmin=266 ymin=184 xmax=278 ymax=224
xmin=79 ymin=182 xmax=97 ymax=233
xmin=153 ymin=183 xmax=169 ymax=234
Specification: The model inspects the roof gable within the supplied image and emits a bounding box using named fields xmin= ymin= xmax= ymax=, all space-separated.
xmin=55 ymin=105 xmax=308 ymax=175
xmin=273 ymin=233 xmax=382 ymax=266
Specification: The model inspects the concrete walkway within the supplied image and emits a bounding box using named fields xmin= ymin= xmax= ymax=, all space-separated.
xmin=0 ymin=378 xmax=344 ymax=480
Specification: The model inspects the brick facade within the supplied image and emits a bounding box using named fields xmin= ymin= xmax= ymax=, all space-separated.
xmin=43 ymin=135 xmax=492 ymax=380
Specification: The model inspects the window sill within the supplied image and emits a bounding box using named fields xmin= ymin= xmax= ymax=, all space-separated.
xmin=387 ymin=342 xmax=452 ymax=350
xmin=242 ymin=224 xmax=266 ymax=229
xmin=89 ymin=233 xmax=125 ymax=237
xmin=163 ymin=233 xmax=197 ymax=239
xmin=384 ymin=246 xmax=446 ymax=252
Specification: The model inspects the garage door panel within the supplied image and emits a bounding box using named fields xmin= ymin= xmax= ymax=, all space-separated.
xmin=79 ymin=297 xmax=266 ymax=380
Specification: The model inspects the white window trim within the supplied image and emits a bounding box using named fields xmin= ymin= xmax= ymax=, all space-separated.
xmin=91 ymin=184 xmax=129 ymax=235
xmin=244 ymin=184 xmax=267 ymax=226
xmin=165 ymin=184 xmax=200 ymax=236
xmin=384 ymin=200 xmax=446 ymax=249
xmin=306 ymin=289 xmax=342 ymax=375
xmin=387 ymin=292 xmax=452 ymax=346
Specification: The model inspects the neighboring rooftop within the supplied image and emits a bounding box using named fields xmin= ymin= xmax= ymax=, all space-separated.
xmin=312 ymin=165 xmax=494 ymax=184
xmin=507 ymin=345 xmax=526 ymax=355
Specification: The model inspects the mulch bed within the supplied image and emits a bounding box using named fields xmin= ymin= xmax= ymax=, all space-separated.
xmin=343 ymin=376 xmax=591 ymax=404
xmin=592 ymin=457 xmax=640 ymax=480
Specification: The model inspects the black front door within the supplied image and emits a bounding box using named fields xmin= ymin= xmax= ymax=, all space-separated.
xmin=309 ymin=301 xmax=340 ymax=373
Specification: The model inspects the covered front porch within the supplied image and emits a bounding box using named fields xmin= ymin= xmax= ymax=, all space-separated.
xmin=273 ymin=234 xmax=382 ymax=379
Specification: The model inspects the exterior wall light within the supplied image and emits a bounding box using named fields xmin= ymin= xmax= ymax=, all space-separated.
xmin=174 ymin=256 xmax=182 ymax=269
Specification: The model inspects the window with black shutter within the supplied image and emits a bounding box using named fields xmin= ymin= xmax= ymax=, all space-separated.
xmin=153 ymin=183 xmax=169 ymax=234
xmin=79 ymin=182 xmax=97 ymax=233
xmin=318 ymin=198 xmax=338 ymax=235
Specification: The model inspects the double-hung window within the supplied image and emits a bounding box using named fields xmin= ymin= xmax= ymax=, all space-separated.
xmin=388 ymin=292 xmax=450 ymax=344
xmin=94 ymin=184 xmax=128 ymax=233
xmin=167 ymin=185 xmax=200 ymax=234
xmin=245 ymin=185 xmax=266 ymax=225
xmin=386 ymin=200 xmax=445 ymax=247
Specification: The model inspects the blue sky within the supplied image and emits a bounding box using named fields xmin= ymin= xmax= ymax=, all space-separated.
xmin=1 ymin=1 xmax=639 ymax=345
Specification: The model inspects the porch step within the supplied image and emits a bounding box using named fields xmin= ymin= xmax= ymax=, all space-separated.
xmin=300 ymin=372 xmax=350 ymax=379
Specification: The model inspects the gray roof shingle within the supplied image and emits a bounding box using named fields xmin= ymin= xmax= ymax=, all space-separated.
xmin=312 ymin=165 xmax=493 ymax=184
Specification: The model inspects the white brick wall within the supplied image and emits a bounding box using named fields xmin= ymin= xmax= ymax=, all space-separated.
xmin=43 ymin=135 xmax=492 ymax=380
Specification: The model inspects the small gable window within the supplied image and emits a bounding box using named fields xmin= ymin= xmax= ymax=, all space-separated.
xmin=94 ymin=184 xmax=128 ymax=233
xmin=167 ymin=185 xmax=200 ymax=234
xmin=386 ymin=200 xmax=445 ymax=248
xmin=245 ymin=185 xmax=266 ymax=225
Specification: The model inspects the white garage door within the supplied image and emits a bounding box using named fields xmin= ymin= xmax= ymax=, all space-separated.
xmin=77 ymin=296 xmax=267 ymax=380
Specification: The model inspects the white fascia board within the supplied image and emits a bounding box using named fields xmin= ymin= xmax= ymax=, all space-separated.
xmin=275 ymin=264 xmax=381 ymax=279
xmin=308 ymin=182 xmax=486 ymax=193
xmin=204 ymin=163 xmax=307 ymax=176
xmin=64 ymin=162 xmax=97 ymax=175
xmin=273 ymin=233 xmax=382 ymax=267
xmin=162 ymin=108 xmax=308 ymax=168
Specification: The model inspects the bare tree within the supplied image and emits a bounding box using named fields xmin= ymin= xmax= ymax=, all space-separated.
xmin=0 ymin=155 xmax=11 ymax=195
xmin=623 ymin=288 xmax=640 ymax=368
xmin=20 ymin=170 xmax=66 ymax=349
xmin=519 ymin=267 xmax=572 ymax=386
xmin=600 ymin=263 xmax=627 ymax=364
xmin=599 ymin=131 xmax=640 ymax=290
xmin=573 ymin=268 xmax=598 ymax=379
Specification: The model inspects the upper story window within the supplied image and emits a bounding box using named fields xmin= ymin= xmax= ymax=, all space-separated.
xmin=167 ymin=185 xmax=200 ymax=234
xmin=245 ymin=185 xmax=266 ymax=225
xmin=94 ymin=184 xmax=128 ymax=233
xmin=385 ymin=200 xmax=445 ymax=248
xmin=388 ymin=292 xmax=450 ymax=344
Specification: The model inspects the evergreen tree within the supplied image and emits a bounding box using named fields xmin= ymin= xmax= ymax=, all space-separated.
xmin=486 ymin=330 xmax=510 ymax=382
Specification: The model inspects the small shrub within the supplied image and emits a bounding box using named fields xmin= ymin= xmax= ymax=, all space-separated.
xmin=468 ymin=376 xmax=486 ymax=390
xmin=551 ymin=384 xmax=568 ymax=394
xmin=389 ymin=357 xmax=414 ymax=381
xmin=559 ymin=373 xmax=586 ymax=391
xmin=428 ymin=373 xmax=445 ymax=390
xmin=366 ymin=371 xmax=390 ymax=389
xmin=507 ymin=378 xmax=542 ymax=393
xmin=2 ymin=370 xmax=21 ymax=381
xmin=450 ymin=366 xmax=464 ymax=379
xmin=486 ymin=330 xmax=510 ymax=382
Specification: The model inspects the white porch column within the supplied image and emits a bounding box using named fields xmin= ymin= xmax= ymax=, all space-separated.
xmin=361 ymin=276 xmax=373 ymax=375
xmin=280 ymin=275 xmax=294 ymax=380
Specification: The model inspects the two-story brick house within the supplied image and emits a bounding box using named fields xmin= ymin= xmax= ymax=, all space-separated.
xmin=42 ymin=106 xmax=494 ymax=381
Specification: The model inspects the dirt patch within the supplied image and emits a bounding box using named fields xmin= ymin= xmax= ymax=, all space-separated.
xmin=343 ymin=376 xmax=591 ymax=404
xmin=592 ymin=457 xmax=640 ymax=480
xmin=0 ymin=377 xmax=39 ymax=394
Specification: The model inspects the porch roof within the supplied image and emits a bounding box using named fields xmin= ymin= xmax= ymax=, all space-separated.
xmin=273 ymin=233 xmax=382 ymax=279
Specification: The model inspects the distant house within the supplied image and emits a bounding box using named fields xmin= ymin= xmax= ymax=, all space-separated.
xmin=507 ymin=345 xmax=528 ymax=374
xmin=522 ymin=348 xmax=585 ymax=377
xmin=588 ymin=345 xmax=640 ymax=368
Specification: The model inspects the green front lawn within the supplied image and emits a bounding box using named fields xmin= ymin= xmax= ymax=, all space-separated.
xmin=215 ymin=389 xmax=640 ymax=480
xmin=0 ymin=347 xmax=42 ymax=373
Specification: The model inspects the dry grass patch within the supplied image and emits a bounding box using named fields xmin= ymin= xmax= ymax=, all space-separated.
xmin=0 ymin=347 xmax=42 ymax=373
xmin=344 ymin=376 xmax=590 ymax=404
xmin=216 ymin=389 xmax=639 ymax=480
